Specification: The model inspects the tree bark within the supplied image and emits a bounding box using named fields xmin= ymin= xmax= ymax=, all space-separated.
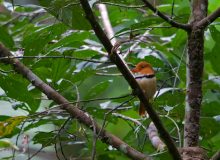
xmin=184 ymin=0 xmax=207 ymax=147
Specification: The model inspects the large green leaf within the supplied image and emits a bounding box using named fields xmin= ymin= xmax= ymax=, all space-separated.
xmin=85 ymin=80 xmax=112 ymax=99
xmin=209 ymin=43 xmax=220 ymax=74
xmin=22 ymin=23 xmax=67 ymax=57
xmin=0 ymin=27 xmax=14 ymax=49
xmin=208 ymin=26 xmax=220 ymax=74
xmin=51 ymin=58 xmax=71 ymax=83
xmin=71 ymin=68 xmax=96 ymax=83
xmin=200 ymin=118 xmax=220 ymax=140
xmin=0 ymin=74 xmax=41 ymax=113
xmin=47 ymin=31 xmax=90 ymax=52
xmin=32 ymin=131 xmax=56 ymax=147
xmin=72 ymin=5 xmax=91 ymax=30
xmin=39 ymin=0 xmax=91 ymax=30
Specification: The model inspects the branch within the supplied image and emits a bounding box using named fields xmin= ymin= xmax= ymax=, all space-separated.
xmin=123 ymin=30 xmax=149 ymax=59
xmin=147 ymin=122 xmax=166 ymax=152
xmin=0 ymin=44 xmax=150 ymax=160
xmin=141 ymin=0 xmax=191 ymax=31
xmin=197 ymin=7 xmax=220 ymax=28
xmin=184 ymin=0 xmax=207 ymax=147
xmin=79 ymin=0 xmax=181 ymax=159
xmin=97 ymin=2 xmax=145 ymax=9
xmin=0 ymin=55 xmax=111 ymax=64
xmin=97 ymin=4 xmax=117 ymax=45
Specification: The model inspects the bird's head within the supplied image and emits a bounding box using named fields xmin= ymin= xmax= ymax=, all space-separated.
xmin=131 ymin=61 xmax=154 ymax=75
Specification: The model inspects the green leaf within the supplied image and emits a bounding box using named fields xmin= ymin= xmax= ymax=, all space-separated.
xmin=0 ymin=26 xmax=14 ymax=49
xmin=202 ymin=101 xmax=220 ymax=117
xmin=48 ymin=31 xmax=89 ymax=52
xmin=171 ymin=30 xmax=187 ymax=49
xmin=24 ymin=119 xmax=63 ymax=131
xmin=131 ymin=16 xmax=164 ymax=29
xmin=0 ymin=139 xmax=19 ymax=150
xmin=210 ymin=26 xmax=220 ymax=42
xmin=32 ymin=131 xmax=56 ymax=147
xmin=51 ymin=58 xmax=71 ymax=83
xmin=200 ymin=118 xmax=220 ymax=139
xmin=0 ymin=74 xmax=41 ymax=113
xmin=39 ymin=0 xmax=91 ymax=30
xmin=38 ymin=0 xmax=51 ymax=6
xmin=209 ymin=44 xmax=220 ymax=75
xmin=22 ymin=23 xmax=67 ymax=57
xmin=85 ymin=80 xmax=112 ymax=99
xmin=71 ymin=69 xmax=96 ymax=83
xmin=72 ymin=5 xmax=91 ymax=30
xmin=73 ymin=50 xmax=99 ymax=58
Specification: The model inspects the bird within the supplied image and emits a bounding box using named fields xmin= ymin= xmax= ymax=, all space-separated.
xmin=131 ymin=61 xmax=157 ymax=116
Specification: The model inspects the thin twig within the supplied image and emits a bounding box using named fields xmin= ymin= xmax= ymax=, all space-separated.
xmin=97 ymin=96 xmax=135 ymax=139
xmin=171 ymin=0 xmax=175 ymax=19
xmin=12 ymin=120 xmax=27 ymax=160
xmin=75 ymin=85 xmax=81 ymax=108
xmin=27 ymin=146 xmax=45 ymax=160
xmin=95 ymin=72 xmax=122 ymax=76
xmin=114 ymin=26 xmax=172 ymax=38
xmin=163 ymin=115 xmax=181 ymax=147
xmin=172 ymin=44 xmax=187 ymax=94
xmin=112 ymin=113 xmax=147 ymax=131
xmin=30 ymin=94 xmax=133 ymax=118
xmin=96 ymin=2 xmax=145 ymax=8
xmin=91 ymin=116 xmax=97 ymax=160
xmin=123 ymin=31 xmax=149 ymax=59
xmin=0 ymin=55 xmax=111 ymax=64
xmin=54 ymin=142 xmax=61 ymax=160
xmin=154 ymin=76 xmax=176 ymax=99
xmin=203 ymin=76 xmax=220 ymax=83
xmin=141 ymin=0 xmax=191 ymax=31
xmin=26 ymin=132 xmax=57 ymax=160
xmin=57 ymin=118 xmax=71 ymax=160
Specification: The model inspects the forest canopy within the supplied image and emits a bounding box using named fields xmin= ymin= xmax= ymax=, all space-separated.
xmin=0 ymin=0 xmax=220 ymax=160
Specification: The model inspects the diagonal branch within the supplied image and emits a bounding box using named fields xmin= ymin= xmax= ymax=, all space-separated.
xmin=79 ymin=0 xmax=181 ymax=159
xmin=197 ymin=7 xmax=220 ymax=28
xmin=97 ymin=4 xmax=117 ymax=45
xmin=0 ymin=44 xmax=150 ymax=160
xmin=141 ymin=0 xmax=191 ymax=31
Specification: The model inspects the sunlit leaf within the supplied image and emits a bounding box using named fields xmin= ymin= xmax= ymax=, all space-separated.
xmin=0 ymin=116 xmax=26 ymax=137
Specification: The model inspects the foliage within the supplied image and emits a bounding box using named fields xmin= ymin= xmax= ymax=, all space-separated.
xmin=0 ymin=0 xmax=220 ymax=159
